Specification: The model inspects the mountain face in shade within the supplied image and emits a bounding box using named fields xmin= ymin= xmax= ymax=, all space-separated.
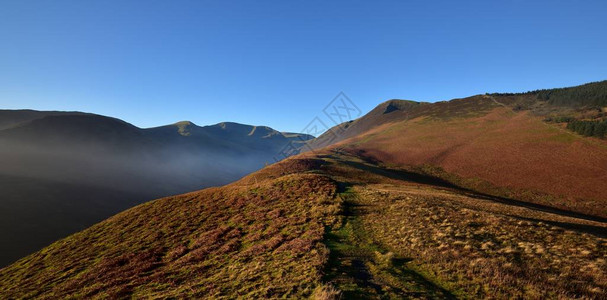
xmin=0 ymin=110 xmax=312 ymax=267
xmin=306 ymin=99 xmax=427 ymax=150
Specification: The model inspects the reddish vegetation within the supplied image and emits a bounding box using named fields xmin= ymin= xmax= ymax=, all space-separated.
xmin=329 ymin=98 xmax=607 ymax=217
xmin=1 ymin=154 xmax=605 ymax=298
xmin=2 ymin=88 xmax=607 ymax=298
xmin=0 ymin=159 xmax=340 ymax=298
xmin=356 ymin=184 xmax=607 ymax=299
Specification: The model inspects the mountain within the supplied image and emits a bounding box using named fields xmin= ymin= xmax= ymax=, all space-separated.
xmin=1 ymin=81 xmax=606 ymax=298
xmin=0 ymin=110 xmax=312 ymax=267
xmin=307 ymin=81 xmax=607 ymax=218
xmin=308 ymin=99 xmax=427 ymax=150
xmin=0 ymin=110 xmax=86 ymax=130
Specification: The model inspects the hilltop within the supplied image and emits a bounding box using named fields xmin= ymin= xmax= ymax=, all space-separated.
xmin=309 ymin=81 xmax=607 ymax=218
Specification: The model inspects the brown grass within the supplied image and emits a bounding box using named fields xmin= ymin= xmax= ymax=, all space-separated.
xmin=356 ymin=183 xmax=607 ymax=299
xmin=1 ymin=149 xmax=605 ymax=299
xmin=0 ymin=159 xmax=341 ymax=299
xmin=312 ymin=284 xmax=342 ymax=300
xmin=333 ymin=102 xmax=607 ymax=217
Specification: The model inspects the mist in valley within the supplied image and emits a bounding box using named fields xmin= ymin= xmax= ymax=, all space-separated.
xmin=0 ymin=112 xmax=307 ymax=267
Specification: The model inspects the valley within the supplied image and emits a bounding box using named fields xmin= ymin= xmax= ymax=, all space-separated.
xmin=0 ymin=111 xmax=311 ymax=267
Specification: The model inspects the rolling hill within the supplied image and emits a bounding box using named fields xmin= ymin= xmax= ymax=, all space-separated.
xmin=0 ymin=152 xmax=605 ymax=299
xmin=0 ymin=110 xmax=312 ymax=267
xmin=309 ymin=81 xmax=607 ymax=218
xmin=1 ymin=81 xmax=606 ymax=298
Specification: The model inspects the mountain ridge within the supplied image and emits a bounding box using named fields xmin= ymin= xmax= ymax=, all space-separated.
xmin=0 ymin=110 xmax=311 ymax=268
xmin=1 ymin=80 xmax=607 ymax=298
xmin=304 ymin=80 xmax=607 ymax=218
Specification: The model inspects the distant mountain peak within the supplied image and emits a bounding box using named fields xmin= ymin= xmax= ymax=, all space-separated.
xmin=174 ymin=120 xmax=195 ymax=126
xmin=248 ymin=125 xmax=278 ymax=138
xmin=173 ymin=121 xmax=197 ymax=136
xmin=380 ymin=99 xmax=424 ymax=114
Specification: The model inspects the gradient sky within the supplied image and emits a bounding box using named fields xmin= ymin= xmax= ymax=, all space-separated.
xmin=1 ymin=1 xmax=606 ymax=133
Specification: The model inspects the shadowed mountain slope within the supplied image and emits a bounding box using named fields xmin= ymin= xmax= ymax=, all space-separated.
xmin=0 ymin=110 xmax=88 ymax=130
xmin=0 ymin=110 xmax=312 ymax=267
xmin=308 ymin=99 xmax=427 ymax=150
xmin=0 ymin=158 xmax=341 ymax=298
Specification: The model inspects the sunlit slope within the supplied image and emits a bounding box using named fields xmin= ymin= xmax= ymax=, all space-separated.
xmin=315 ymin=94 xmax=607 ymax=217
xmin=0 ymin=158 xmax=340 ymax=298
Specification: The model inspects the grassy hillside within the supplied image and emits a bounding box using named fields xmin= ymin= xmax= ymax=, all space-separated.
xmin=2 ymin=82 xmax=606 ymax=298
xmin=1 ymin=153 xmax=605 ymax=299
xmin=309 ymin=89 xmax=607 ymax=218
xmin=0 ymin=158 xmax=340 ymax=298
xmin=0 ymin=174 xmax=151 ymax=269
xmin=0 ymin=110 xmax=312 ymax=268
xmin=308 ymin=99 xmax=427 ymax=150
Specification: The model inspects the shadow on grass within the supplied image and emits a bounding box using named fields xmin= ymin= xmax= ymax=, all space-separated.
xmin=330 ymin=154 xmax=607 ymax=229
xmin=322 ymin=187 xmax=456 ymax=299
xmin=515 ymin=216 xmax=607 ymax=238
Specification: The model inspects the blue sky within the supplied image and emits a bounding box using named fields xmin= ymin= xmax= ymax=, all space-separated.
xmin=1 ymin=1 xmax=606 ymax=133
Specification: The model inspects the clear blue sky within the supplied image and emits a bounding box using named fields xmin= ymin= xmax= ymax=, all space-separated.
xmin=1 ymin=1 xmax=606 ymax=133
